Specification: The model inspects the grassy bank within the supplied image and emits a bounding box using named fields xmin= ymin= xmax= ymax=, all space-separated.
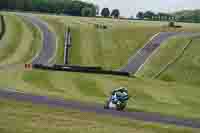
xmin=0 ymin=13 xmax=42 ymax=65
xmin=157 ymin=39 xmax=200 ymax=85
xmin=40 ymin=16 xmax=65 ymax=64
xmin=37 ymin=14 xmax=200 ymax=70
xmin=136 ymin=36 xmax=192 ymax=78
xmin=0 ymin=14 xmax=24 ymax=63
xmin=0 ymin=98 xmax=198 ymax=133
xmin=136 ymin=36 xmax=200 ymax=86
xmin=1 ymin=12 xmax=200 ymax=130
xmin=0 ymin=69 xmax=200 ymax=119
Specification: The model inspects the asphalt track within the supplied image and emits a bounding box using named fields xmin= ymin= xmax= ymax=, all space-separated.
xmin=120 ymin=32 xmax=200 ymax=74
xmin=0 ymin=89 xmax=200 ymax=129
xmin=0 ymin=13 xmax=56 ymax=69
xmin=17 ymin=13 xmax=56 ymax=65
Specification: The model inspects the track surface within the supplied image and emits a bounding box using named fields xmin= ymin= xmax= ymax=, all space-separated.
xmin=120 ymin=32 xmax=178 ymax=73
xmin=17 ymin=13 xmax=56 ymax=65
xmin=0 ymin=89 xmax=200 ymax=129
xmin=120 ymin=32 xmax=200 ymax=74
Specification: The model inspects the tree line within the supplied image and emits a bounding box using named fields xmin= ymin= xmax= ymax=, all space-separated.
xmin=0 ymin=0 xmax=97 ymax=17
xmin=174 ymin=10 xmax=200 ymax=23
xmin=100 ymin=8 xmax=120 ymax=18
xmin=136 ymin=10 xmax=200 ymax=23
xmin=136 ymin=11 xmax=176 ymax=21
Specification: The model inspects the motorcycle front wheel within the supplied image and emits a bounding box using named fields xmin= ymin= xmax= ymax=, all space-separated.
xmin=116 ymin=102 xmax=127 ymax=111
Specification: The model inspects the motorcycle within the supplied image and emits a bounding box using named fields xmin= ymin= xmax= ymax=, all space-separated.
xmin=104 ymin=87 xmax=129 ymax=111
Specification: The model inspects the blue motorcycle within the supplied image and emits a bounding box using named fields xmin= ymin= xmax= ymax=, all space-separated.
xmin=104 ymin=87 xmax=129 ymax=111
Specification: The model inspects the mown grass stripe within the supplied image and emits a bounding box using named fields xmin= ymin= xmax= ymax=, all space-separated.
xmin=0 ymin=14 xmax=24 ymax=63
xmin=153 ymin=39 xmax=193 ymax=78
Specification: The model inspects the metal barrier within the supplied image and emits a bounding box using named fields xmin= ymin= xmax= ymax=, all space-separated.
xmin=53 ymin=64 xmax=102 ymax=71
xmin=32 ymin=64 xmax=130 ymax=77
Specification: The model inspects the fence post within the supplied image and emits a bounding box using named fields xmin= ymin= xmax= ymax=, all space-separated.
xmin=64 ymin=26 xmax=72 ymax=64
xmin=0 ymin=15 xmax=5 ymax=40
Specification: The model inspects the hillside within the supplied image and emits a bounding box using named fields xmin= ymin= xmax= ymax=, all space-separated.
xmin=1 ymin=12 xmax=200 ymax=131
xmin=137 ymin=35 xmax=200 ymax=86
xmin=1 ymin=69 xmax=200 ymax=119
xmin=38 ymin=14 xmax=200 ymax=69
xmin=0 ymin=98 xmax=197 ymax=133
xmin=0 ymin=13 xmax=42 ymax=65
xmin=136 ymin=36 xmax=191 ymax=78
xmin=174 ymin=9 xmax=200 ymax=23
xmin=1 ymin=12 xmax=200 ymax=118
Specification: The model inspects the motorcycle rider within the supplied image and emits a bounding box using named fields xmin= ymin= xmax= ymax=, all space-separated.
xmin=111 ymin=87 xmax=129 ymax=104
xmin=104 ymin=87 xmax=129 ymax=110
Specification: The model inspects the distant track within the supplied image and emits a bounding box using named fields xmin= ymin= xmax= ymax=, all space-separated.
xmin=120 ymin=32 xmax=179 ymax=74
xmin=17 ymin=13 xmax=56 ymax=65
xmin=120 ymin=32 xmax=200 ymax=74
xmin=0 ymin=89 xmax=200 ymax=129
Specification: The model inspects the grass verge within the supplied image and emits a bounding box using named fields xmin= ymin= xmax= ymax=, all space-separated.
xmin=0 ymin=13 xmax=42 ymax=64
xmin=0 ymin=69 xmax=200 ymax=119
xmin=136 ymin=36 xmax=191 ymax=78
xmin=37 ymin=14 xmax=200 ymax=70
xmin=40 ymin=16 xmax=65 ymax=64
xmin=0 ymin=98 xmax=198 ymax=133
xmin=0 ymin=13 xmax=23 ymax=63
xmin=136 ymin=36 xmax=200 ymax=86
xmin=158 ymin=38 xmax=200 ymax=85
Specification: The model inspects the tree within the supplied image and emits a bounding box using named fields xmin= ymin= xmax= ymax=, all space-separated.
xmin=111 ymin=9 xmax=120 ymax=18
xmin=7 ymin=0 xmax=16 ymax=10
xmin=89 ymin=4 xmax=97 ymax=16
xmin=65 ymin=1 xmax=96 ymax=16
xmin=0 ymin=0 xmax=97 ymax=17
xmin=143 ymin=11 xmax=155 ymax=19
xmin=136 ymin=11 xmax=144 ymax=19
xmin=67 ymin=1 xmax=83 ymax=16
xmin=15 ymin=0 xmax=25 ymax=10
xmin=174 ymin=10 xmax=200 ymax=23
xmin=158 ymin=12 xmax=171 ymax=21
xmin=95 ymin=5 xmax=100 ymax=15
xmin=0 ymin=0 xmax=7 ymax=10
xmin=24 ymin=0 xmax=33 ymax=11
xmin=81 ymin=7 xmax=93 ymax=17
xmin=168 ymin=21 xmax=175 ymax=27
xmin=101 ymin=8 xmax=110 ymax=17
xmin=192 ymin=10 xmax=200 ymax=23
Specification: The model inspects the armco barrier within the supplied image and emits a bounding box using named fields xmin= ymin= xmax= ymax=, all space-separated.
xmin=33 ymin=64 xmax=130 ymax=77
xmin=0 ymin=15 xmax=5 ymax=40
xmin=53 ymin=64 xmax=102 ymax=71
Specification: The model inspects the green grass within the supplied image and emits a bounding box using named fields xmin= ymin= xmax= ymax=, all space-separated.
xmin=70 ymin=25 xmax=82 ymax=64
xmin=0 ymin=14 xmax=24 ymax=63
xmin=158 ymin=39 xmax=200 ymax=85
xmin=39 ymin=16 xmax=65 ymax=64
xmin=70 ymin=24 xmax=161 ymax=69
xmin=1 ymin=69 xmax=200 ymax=119
xmin=136 ymin=36 xmax=192 ymax=78
xmin=0 ymin=98 xmax=198 ymax=133
xmin=1 ymin=13 xmax=200 ymax=119
xmin=19 ymin=17 xmax=42 ymax=64
xmin=2 ymin=12 xmax=200 ymax=131
xmin=36 ymin=14 xmax=200 ymax=69
xmin=22 ymin=70 xmax=55 ymax=90
xmin=136 ymin=36 xmax=200 ymax=86
xmin=0 ymin=13 xmax=42 ymax=64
